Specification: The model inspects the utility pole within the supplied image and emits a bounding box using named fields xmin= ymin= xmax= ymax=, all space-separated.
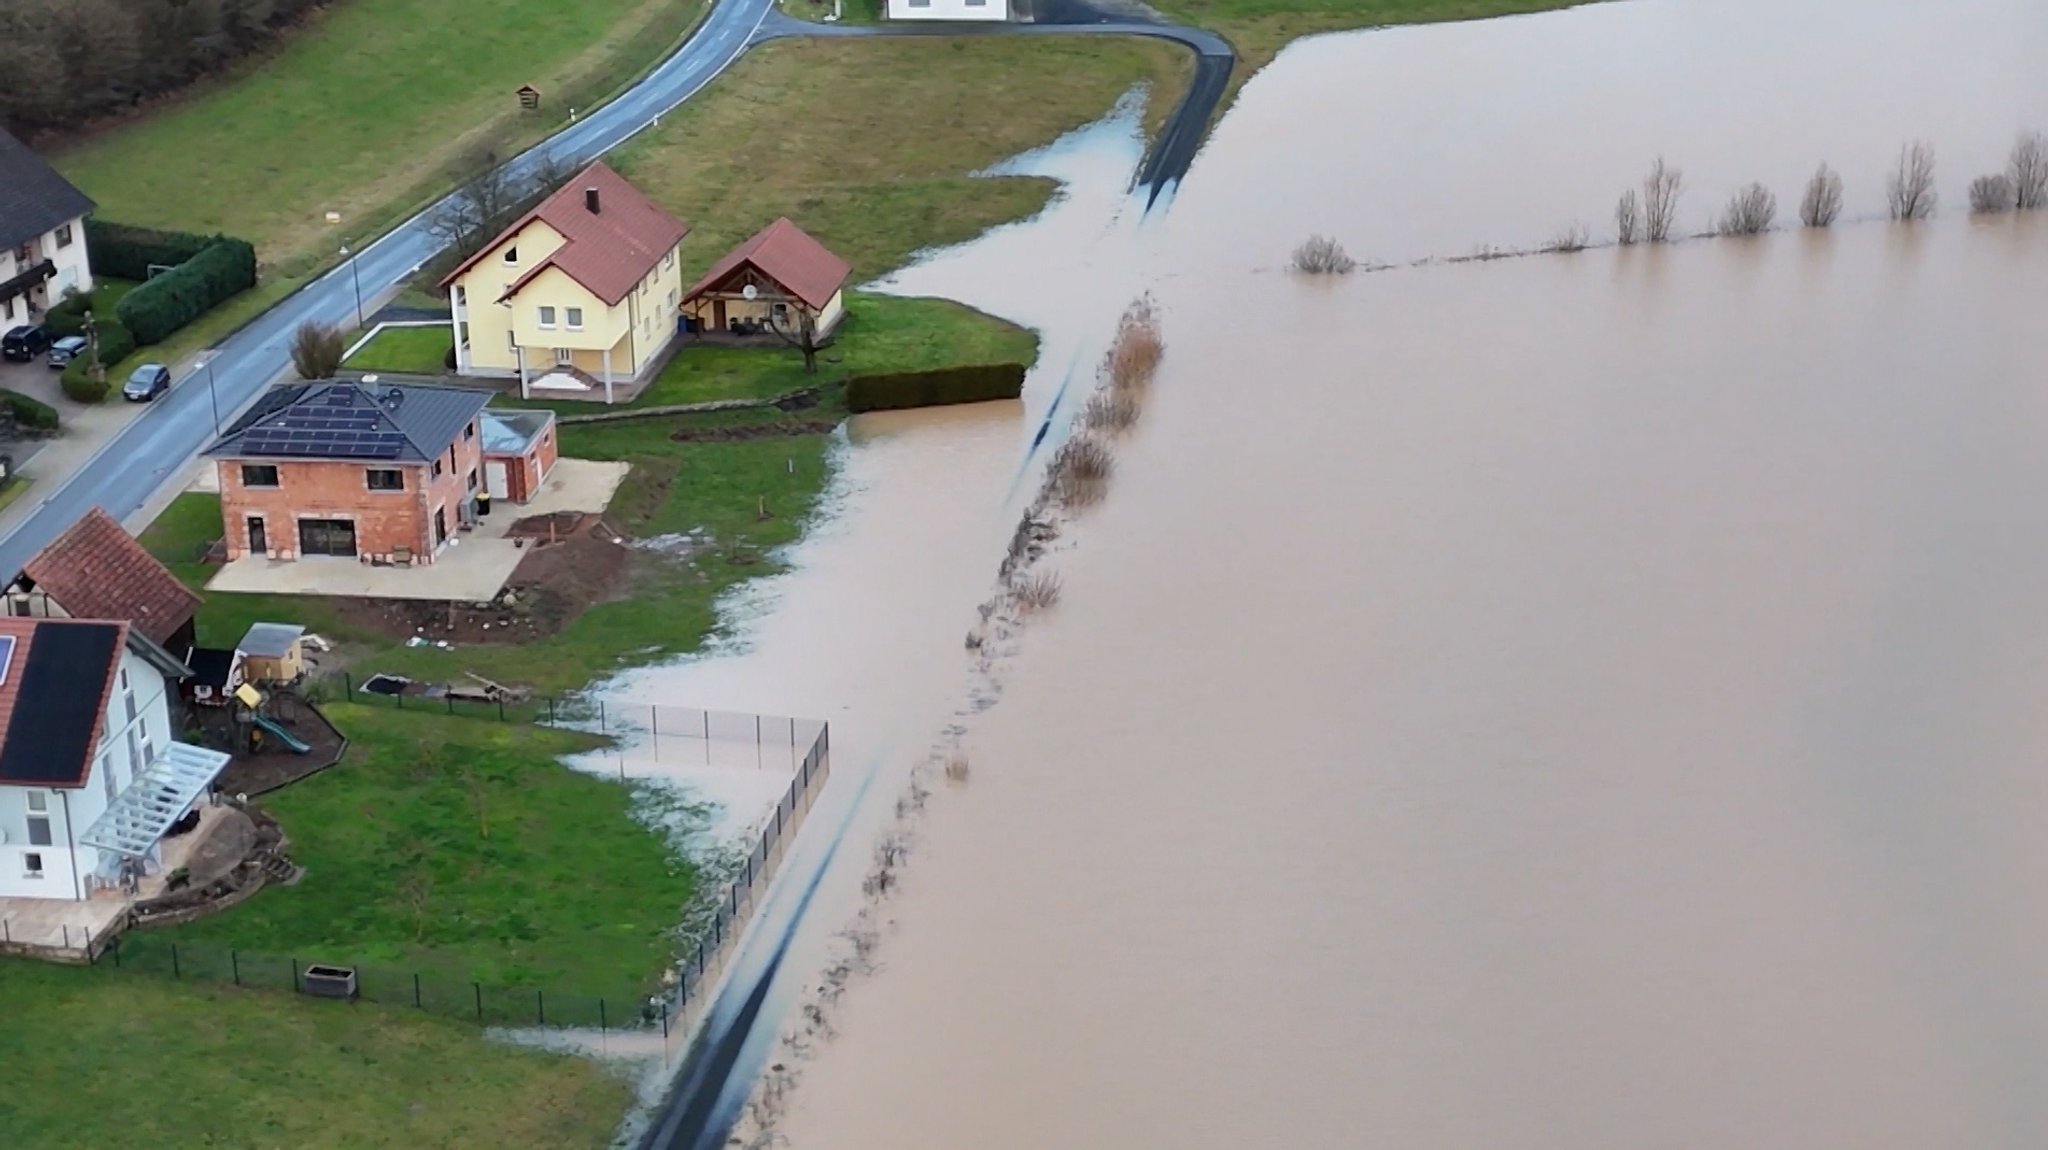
xmin=340 ymin=245 xmax=365 ymax=328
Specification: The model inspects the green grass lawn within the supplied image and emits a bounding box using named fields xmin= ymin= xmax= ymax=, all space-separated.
xmin=159 ymin=704 xmax=693 ymax=992
xmin=52 ymin=0 xmax=709 ymax=280
xmin=1154 ymin=0 xmax=1609 ymax=84
xmin=141 ymin=492 xmax=374 ymax=651
xmin=0 ymin=964 xmax=630 ymax=1149
xmin=345 ymin=324 xmax=457 ymax=375
xmin=615 ymin=36 xmax=1192 ymax=287
xmin=620 ymin=293 xmax=1036 ymax=409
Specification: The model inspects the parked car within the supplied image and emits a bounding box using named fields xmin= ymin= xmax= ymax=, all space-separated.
xmin=1 ymin=324 xmax=50 ymax=362
xmin=122 ymin=363 xmax=172 ymax=402
xmin=46 ymin=335 xmax=88 ymax=369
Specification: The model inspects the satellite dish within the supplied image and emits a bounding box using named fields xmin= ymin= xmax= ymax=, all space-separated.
xmin=742 ymin=284 xmax=758 ymax=301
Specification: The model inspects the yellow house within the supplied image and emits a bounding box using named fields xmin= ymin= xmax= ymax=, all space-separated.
xmin=441 ymin=162 xmax=689 ymax=404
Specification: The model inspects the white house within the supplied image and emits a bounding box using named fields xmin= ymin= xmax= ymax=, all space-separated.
xmin=0 ymin=128 xmax=95 ymax=330
xmin=0 ymin=618 xmax=227 ymax=902
xmin=886 ymin=0 xmax=1009 ymax=20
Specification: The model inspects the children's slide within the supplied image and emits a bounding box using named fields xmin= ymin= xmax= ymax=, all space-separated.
xmin=252 ymin=714 xmax=312 ymax=754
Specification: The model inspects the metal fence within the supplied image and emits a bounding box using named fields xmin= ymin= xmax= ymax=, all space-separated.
xmin=77 ymin=710 xmax=831 ymax=1046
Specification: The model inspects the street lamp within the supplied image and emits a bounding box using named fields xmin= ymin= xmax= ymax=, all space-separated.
xmin=339 ymin=244 xmax=364 ymax=328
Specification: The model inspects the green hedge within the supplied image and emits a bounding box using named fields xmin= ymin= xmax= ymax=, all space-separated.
xmin=0 ymin=389 xmax=58 ymax=431
xmin=115 ymin=237 xmax=258 ymax=346
xmin=58 ymin=318 xmax=136 ymax=404
xmin=845 ymin=363 xmax=1028 ymax=413
xmin=43 ymin=290 xmax=95 ymax=337
xmin=85 ymin=221 xmax=215 ymax=283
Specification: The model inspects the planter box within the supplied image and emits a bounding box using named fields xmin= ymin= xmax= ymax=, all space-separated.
xmin=302 ymin=964 xmax=358 ymax=1000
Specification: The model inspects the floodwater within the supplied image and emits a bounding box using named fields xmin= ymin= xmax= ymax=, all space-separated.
xmin=615 ymin=0 xmax=2048 ymax=1146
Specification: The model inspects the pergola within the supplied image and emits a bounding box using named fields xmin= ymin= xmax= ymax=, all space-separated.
xmin=80 ymin=742 xmax=232 ymax=859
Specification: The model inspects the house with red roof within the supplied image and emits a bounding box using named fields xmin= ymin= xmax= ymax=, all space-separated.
xmin=681 ymin=217 xmax=851 ymax=340
xmin=7 ymin=507 xmax=202 ymax=657
xmin=440 ymin=161 xmax=690 ymax=404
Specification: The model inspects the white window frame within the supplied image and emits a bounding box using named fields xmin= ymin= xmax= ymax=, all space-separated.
xmin=565 ymin=307 xmax=583 ymax=331
xmin=537 ymin=305 xmax=557 ymax=329
xmin=501 ymin=246 xmax=518 ymax=265
xmin=26 ymin=811 xmax=52 ymax=847
xmin=22 ymin=851 xmax=43 ymax=878
xmin=55 ymin=223 xmax=74 ymax=248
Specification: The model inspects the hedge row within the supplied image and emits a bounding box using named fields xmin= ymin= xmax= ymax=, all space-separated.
xmin=845 ymin=362 xmax=1028 ymax=413
xmin=59 ymin=318 xmax=137 ymax=404
xmin=84 ymin=222 xmax=216 ymax=284
xmin=115 ymin=237 xmax=258 ymax=346
xmin=0 ymin=389 xmax=59 ymax=431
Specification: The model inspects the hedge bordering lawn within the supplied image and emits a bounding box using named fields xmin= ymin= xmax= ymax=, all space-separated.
xmin=116 ymin=237 xmax=259 ymax=346
xmin=0 ymin=390 xmax=59 ymax=431
xmin=845 ymin=362 xmax=1027 ymax=413
xmin=85 ymin=222 xmax=216 ymax=283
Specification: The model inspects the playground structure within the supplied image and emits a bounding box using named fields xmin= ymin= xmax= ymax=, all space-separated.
xmin=232 ymin=683 xmax=313 ymax=757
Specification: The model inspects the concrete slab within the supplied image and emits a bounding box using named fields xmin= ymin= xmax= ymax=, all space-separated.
xmin=202 ymin=458 xmax=630 ymax=602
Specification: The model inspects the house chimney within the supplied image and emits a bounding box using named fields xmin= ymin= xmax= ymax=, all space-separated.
xmin=585 ymin=187 xmax=600 ymax=214
xmin=384 ymin=387 xmax=405 ymax=409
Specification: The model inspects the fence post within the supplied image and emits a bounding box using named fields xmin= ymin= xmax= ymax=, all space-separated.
xmin=2 ymin=919 xmax=9 ymax=944
xmin=396 ymin=689 xmax=403 ymax=710
xmin=548 ymin=696 xmax=556 ymax=726
xmin=651 ymin=707 xmax=659 ymax=739
xmin=599 ymin=699 xmax=606 ymax=733
xmin=291 ymin=958 xmax=301 ymax=992
xmin=474 ymin=982 xmax=484 ymax=1023
xmin=703 ymin=710 xmax=710 ymax=742
xmin=661 ymin=1001 xmax=670 ymax=1040
xmin=599 ymin=997 xmax=607 ymax=1035
xmin=345 ymin=672 xmax=353 ymax=700
xmin=537 ymin=989 xmax=545 ymax=1026
xmin=696 ymin=943 xmax=705 ymax=975
xmin=414 ymin=972 xmax=423 ymax=1009
xmin=232 ymin=949 xmax=241 ymax=987
xmin=171 ymin=943 xmax=181 ymax=978
xmin=498 ymin=696 xmax=505 ymax=722
xmin=447 ymin=695 xmax=454 ymax=715
xmin=62 ymin=923 xmax=71 ymax=951
xmin=111 ymin=937 xmax=120 ymax=967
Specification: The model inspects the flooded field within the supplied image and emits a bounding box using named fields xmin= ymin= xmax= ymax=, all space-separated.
xmin=616 ymin=0 xmax=2048 ymax=1146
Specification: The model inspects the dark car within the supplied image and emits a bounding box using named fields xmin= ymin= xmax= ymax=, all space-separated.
xmin=46 ymin=335 xmax=88 ymax=369
xmin=1 ymin=324 xmax=50 ymax=362
xmin=123 ymin=363 xmax=172 ymax=402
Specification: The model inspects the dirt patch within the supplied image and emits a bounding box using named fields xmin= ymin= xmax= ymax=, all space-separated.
xmin=324 ymin=515 xmax=636 ymax=645
xmin=208 ymin=694 xmax=350 ymax=798
xmin=669 ymin=418 xmax=841 ymax=443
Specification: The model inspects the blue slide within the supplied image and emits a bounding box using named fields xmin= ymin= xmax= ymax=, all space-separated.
xmin=252 ymin=714 xmax=312 ymax=754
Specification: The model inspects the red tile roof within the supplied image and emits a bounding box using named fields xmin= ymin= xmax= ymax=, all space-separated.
xmin=0 ymin=617 xmax=127 ymax=788
xmin=22 ymin=507 xmax=200 ymax=647
xmin=440 ymin=162 xmax=689 ymax=306
xmin=683 ymin=218 xmax=850 ymax=312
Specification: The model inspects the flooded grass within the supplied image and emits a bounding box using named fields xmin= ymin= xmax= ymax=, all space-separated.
xmin=612 ymin=36 xmax=1193 ymax=284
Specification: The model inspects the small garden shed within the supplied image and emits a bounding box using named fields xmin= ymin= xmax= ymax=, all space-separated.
xmin=479 ymin=409 xmax=559 ymax=505
xmin=237 ymin=623 xmax=305 ymax=685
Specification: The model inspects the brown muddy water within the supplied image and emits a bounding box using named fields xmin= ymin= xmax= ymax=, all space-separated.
xmin=612 ymin=0 xmax=2048 ymax=1146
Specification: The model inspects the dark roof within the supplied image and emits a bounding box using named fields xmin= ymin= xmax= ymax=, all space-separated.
xmin=205 ymin=381 xmax=492 ymax=463
xmin=21 ymin=507 xmax=201 ymax=647
xmin=0 ymin=619 xmax=124 ymax=788
xmin=0 ymin=129 xmax=94 ymax=252
xmin=683 ymin=218 xmax=850 ymax=312
xmin=183 ymin=647 xmax=237 ymax=691
xmin=441 ymin=162 xmax=689 ymax=306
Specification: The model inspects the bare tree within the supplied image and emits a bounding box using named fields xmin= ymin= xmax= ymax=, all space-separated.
xmin=424 ymin=148 xmax=527 ymax=258
xmin=1716 ymin=182 xmax=1777 ymax=235
xmin=2008 ymin=131 xmax=2048 ymax=210
xmin=1642 ymin=157 xmax=1683 ymax=242
xmin=1886 ymin=141 xmax=1938 ymax=221
xmin=768 ymin=306 xmax=826 ymax=374
xmin=1969 ymin=174 xmax=2017 ymax=214
xmin=1799 ymin=163 xmax=1844 ymax=227
xmin=1290 ymin=235 xmax=1356 ymax=274
xmin=290 ymin=321 xmax=346 ymax=379
xmin=1615 ymin=190 xmax=1641 ymax=245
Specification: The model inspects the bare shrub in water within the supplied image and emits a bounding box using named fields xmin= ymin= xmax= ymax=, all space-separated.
xmin=1106 ymin=299 xmax=1164 ymax=393
xmin=1082 ymin=390 xmax=1141 ymax=434
xmin=1970 ymin=174 xmax=2017 ymax=214
xmin=1290 ymin=234 xmax=1356 ymax=274
xmin=944 ymin=752 xmax=971 ymax=784
xmin=1642 ymin=157 xmax=1683 ymax=242
xmin=1015 ymin=569 xmax=1064 ymax=613
xmin=1545 ymin=222 xmax=1590 ymax=253
xmin=1800 ymin=163 xmax=1844 ymax=227
xmin=1051 ymin=435 xmax=1116 ymax=507
xmin=1886 ymin=141 xmax=1938 ymax=220
xmin=1716 ymin=182 xmax=1777 ymax=235
xmin=1614 ymin=190 xmax=1641 ymax=245
xmin=2008 ymin=131 xmax=2048 ymax=210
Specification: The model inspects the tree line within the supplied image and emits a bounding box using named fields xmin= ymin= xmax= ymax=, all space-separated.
xmin=0 ymin=0 xmax=331 ymax=136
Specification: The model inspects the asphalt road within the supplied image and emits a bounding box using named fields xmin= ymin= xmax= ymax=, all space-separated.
xmin=0 ymin=0 xmax=782 ymax=579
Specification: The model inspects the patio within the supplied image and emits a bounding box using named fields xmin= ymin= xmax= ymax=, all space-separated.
xmin=202 ymin=458 xmax=629 ymax=602
xmin=0 ymin=804 xmax=252 ymax=961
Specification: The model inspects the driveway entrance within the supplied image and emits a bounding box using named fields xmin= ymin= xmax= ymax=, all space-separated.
xmin=296 ymin=518 xmax=357 ymax=557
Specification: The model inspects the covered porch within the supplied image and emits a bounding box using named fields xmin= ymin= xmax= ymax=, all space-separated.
xmin=513 ymin=331 xmax=643 ymax=404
